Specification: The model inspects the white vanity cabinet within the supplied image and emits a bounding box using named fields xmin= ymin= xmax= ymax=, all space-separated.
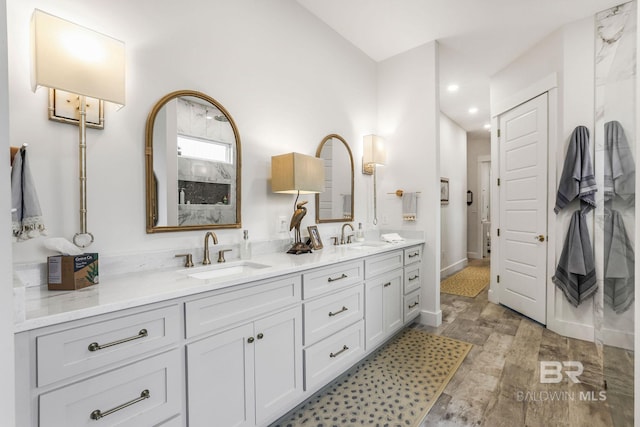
xmin=301 ymin=260 xmax=365 ymax=391
xmin=184 ymin=274 xmax=303 ymax=427
xmin=364 ymin=250 xmax=404 ymax=351
xmin=15 ymin=303 xmax=183 ymax=427
xmin=403 ymin=245 xmax=423 ymax=323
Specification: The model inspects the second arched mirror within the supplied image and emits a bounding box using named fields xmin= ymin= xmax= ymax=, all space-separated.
xmin=315 ymin=134 xmax=354 ymax=223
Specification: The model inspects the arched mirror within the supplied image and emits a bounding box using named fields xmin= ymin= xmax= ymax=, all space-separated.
xmin=145 ymin=90 xmax=241 ymax=232
xmin=315 ymin=134 xmax=354 ymax=223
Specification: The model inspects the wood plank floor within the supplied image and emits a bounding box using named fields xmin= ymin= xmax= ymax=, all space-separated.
xmin=413 ymin=259 xmax=633 ymax=427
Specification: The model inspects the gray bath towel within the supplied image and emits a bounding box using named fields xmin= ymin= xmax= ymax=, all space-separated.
xmin=342 ymin=194 xmax=352 ymax=218
xmin=552 ymin=210 xmax=596 ymax=307
xmin=11 ymin=147 xmax=47 ymax=241
xmin=604 ymin=120 xmax=635 ymax=203
xmin=554 ymin=126 xmax=597 ymax=214
xmin=604 ymin=209 xmax=634 ymax=314
xmin=402 ymin=192 xmax=417 ymax=221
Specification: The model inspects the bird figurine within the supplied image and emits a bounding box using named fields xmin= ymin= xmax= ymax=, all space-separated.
xmin=288 ymin=200 xmax=312 ymax=254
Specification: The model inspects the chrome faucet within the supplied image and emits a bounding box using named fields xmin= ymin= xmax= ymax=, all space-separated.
xmin=340 ymin=223 xmax=354 ymax=245
xmin=202 ymin=231 xmax=219 ymax=265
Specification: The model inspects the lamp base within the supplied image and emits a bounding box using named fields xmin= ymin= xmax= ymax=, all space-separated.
xmin=287 ymin=241 xmax=313 ymax=255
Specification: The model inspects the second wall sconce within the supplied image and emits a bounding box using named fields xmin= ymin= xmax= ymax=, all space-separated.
xmin=362 ymin=135 xmax=386 ymax=225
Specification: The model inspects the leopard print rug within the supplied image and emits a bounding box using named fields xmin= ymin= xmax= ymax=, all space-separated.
xmin=271 ymin=328 xmax=472 ymax=427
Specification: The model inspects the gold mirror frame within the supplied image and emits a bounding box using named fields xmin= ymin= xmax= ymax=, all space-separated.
xmin=145 ymin=90 xmax=242 ymax=233
xmin=315 ymin=134 xmax=355 ymax=223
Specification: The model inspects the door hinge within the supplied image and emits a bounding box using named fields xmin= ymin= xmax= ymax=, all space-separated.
xmin=497 ymin=178 xmax=501 ymax=186
xmin=497 ymin=275 xmax=500 ymax=283
xmin=497 ymin=129 xmax=501 ymax=137
xmin=497 ymin=228 xmax=500 ymax=237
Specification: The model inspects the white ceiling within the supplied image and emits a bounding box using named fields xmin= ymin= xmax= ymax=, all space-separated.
xmin=296 ymin=0 xmax=624 ymax=135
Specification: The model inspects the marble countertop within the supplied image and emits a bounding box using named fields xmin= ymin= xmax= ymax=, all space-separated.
xmin=14 ymin=239 xmax=424 ymax=333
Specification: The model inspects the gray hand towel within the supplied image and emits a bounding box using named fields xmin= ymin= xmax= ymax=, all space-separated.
xmin=554 ymin=126 xmax=597 ymax=214
xmin=552 ymin=210 xmax=596 ymax=307
xmin=402 ymin=192 xmax=417 ymax=221
xmin=342 ymin=194 xmax=352 ymax=218
xmin=11 ymin=147 xmax=47 ymax=241
xmin=604 ymin=208 xmax=634 ymax=314
xmin=604 ymin=120 xmax=635 ymax=203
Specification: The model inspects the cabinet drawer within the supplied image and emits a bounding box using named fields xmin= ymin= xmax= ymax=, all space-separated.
xmin=404 ymin=291 xmax=421 ymax=323
xmin=302 ymin=260 xmax=363 ymax=299
xmin=185 ymin=274 xmax=301 ymax=338
xmin=365 ymin=250 xmax=403 ymax=279
xmin=39 ymin=350 xmax=182 ymax=427
xmin=303 ymin=284 xmax=364 ymax=345
xmin=37 ymin=305 xmax=180 ymax=387
xmin=304 ymin=320 xmax=364 ymax=391
xmin=404 ymin=246 xmax=422 ymax=265
xmin=404 ymin=264 xmax=422 ymax=294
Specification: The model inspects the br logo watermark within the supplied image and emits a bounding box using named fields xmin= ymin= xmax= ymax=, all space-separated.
xmin=514 ymin=361 xmax=607 ymax=402
xmin=540 ymin=361 xmax=583 ymax=383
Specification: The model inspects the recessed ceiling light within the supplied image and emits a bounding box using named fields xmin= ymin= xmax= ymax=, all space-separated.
xmin=483 ymin=123 xmax=491 ymax=129
xmin=468 ymin=107 xmax=478 ymax=114
xmin=447 ymin=84 xmax=459 ymax=92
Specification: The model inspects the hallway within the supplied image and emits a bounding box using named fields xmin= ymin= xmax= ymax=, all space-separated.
xmin=415 ymin=260 xmax=619 ymax=426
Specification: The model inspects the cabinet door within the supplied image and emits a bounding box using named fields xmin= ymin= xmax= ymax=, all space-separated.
xmin=365 ymin=269 xmax=403 ymax=351
xmin=384 ymin=272 xmax=403 ymax=334
xmin=187 ymin=324 xmax=255 ymax=427
xmin=254 ymin=307 xmax=303 ymax=426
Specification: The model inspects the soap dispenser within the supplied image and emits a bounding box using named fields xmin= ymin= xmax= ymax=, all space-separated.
xmin=355 ymin=223 xmax=365 ymax=242
xmin=240 ymin=230 xmax=252 ymax=259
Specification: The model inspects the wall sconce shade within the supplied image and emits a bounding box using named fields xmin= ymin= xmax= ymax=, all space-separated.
xmin=30 ymin=9 xmax=125 ymax=106
xmin=362 ymin=134 xmax=386 ymax=175
xmin=271 ymin=152 xmax=325 ymax=194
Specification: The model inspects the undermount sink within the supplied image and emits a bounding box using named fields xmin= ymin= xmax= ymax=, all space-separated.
xmin=181 ymin=261 xmax=271 ymax=280
xmin=344 ymin=241 xmax=389 ymax=249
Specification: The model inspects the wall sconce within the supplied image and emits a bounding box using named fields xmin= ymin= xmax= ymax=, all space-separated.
xmin=271 ymin=153 xmax=325 ymax=254
xmin=31 ymin=9 xmax=125 ymax=247
xmin=362 ymin=135 xmax=386 ymax=225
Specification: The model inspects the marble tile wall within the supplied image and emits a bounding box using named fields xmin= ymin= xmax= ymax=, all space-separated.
xmin=594 ymin=1 xmax=636 ymax=350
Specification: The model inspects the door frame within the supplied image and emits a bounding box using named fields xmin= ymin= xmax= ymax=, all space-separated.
xmin=489 ymin=73 xmax=558 ymax=329
xmin=476 ymin=155 xmax=491 ymax=259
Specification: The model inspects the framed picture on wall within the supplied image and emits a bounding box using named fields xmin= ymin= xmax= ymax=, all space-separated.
xmin=307 ymin=225 xmax=323 ymax=249
xmin=440 ymin=178 xmax=449 ymax=204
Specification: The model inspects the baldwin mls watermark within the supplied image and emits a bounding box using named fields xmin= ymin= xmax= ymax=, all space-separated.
xmin=515 ymin=361 xmax=607 ymax=402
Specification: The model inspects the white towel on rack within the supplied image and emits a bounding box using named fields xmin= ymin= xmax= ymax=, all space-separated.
xmin=11 ymin=147 xmax=47 ymax=241
xmin=402 ymin=192 xmax=417 ymax=221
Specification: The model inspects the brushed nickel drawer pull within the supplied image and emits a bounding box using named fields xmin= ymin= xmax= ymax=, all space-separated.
xmin=409 ymin=275 xmax=419 ymax=281
xmin=383 ymin=282 xmax=391 ymax=287
xmin=408 ymin=252 xmax=419 ymax=258
xmin=328 ymin=273 xmax=348 ymax=282
xmin=90 ymin=389 xmax=150 ymax=420
xmin=330 ymin=345 xmax=349 ymax=358
xmin=328 ymin=306 xmax=349 ymax=317
xmin=408 ymin=302 xmax=419 ymax=309
xmin=88 ymin=329 xmax=148 ymax=352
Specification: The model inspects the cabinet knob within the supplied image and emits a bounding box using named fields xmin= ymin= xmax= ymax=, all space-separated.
xmin=247 ymin=337 xmax=255 ymax=343
xmin=257 ymin=333 xmax=264 ymax=340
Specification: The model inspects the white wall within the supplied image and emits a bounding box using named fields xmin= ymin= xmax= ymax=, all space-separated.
xmin=467 ymin=134 xmax=491 ymax=259
xmin=0 ymin=0 xmax=15 ymax=422
xmin=7 ymin=0 xmax=377 ymax=264
xmin=376 ymin=42 xmax=441 ymax=326
xmin=439 ymin=114 xmax=467 ymax=276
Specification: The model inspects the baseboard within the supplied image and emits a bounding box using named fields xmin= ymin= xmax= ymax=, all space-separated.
xmin=488 ymin=287 xmax=499 ymax=304
xmin=440 ymin=258 xmax=467 ymax=278
xmin=602 ymin=327 xmax=634 ymax=351
xmin=419 ymin=308 xmax=442 ymax=327
xmin=467 ymin=252 xmax=481 ymax=260
xmin=548 ymin=318 xmax=594 ymax=342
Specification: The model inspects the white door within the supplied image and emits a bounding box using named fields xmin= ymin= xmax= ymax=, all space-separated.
xmin=498 ymin=93 xmax=548 ymax=324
